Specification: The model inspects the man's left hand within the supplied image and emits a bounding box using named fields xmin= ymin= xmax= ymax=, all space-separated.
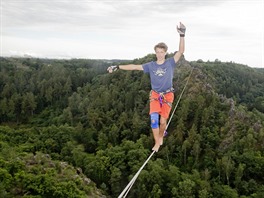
xmin=177 ymin=22 xmax=186 ymax=36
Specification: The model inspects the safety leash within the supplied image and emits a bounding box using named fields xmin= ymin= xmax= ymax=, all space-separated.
xmin=164 ymin=67 xmax=194 ymax=136
xmin=118 ymin=67 xmax=194 ymax=198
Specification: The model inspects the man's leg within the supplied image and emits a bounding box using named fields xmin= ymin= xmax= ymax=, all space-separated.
xmin=152 ymin=128 xmax=160 ymax=152
xmin=150 ymin=113 xmax=160 ymax=152
xmin=159 ymin=92 xmax=174 ymax=145
xmin=159 ymin=116 xmax=167 ymax=145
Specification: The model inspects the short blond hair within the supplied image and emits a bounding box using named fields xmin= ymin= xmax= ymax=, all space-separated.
xmin=154 ymin=42 xmax=168 ymax=52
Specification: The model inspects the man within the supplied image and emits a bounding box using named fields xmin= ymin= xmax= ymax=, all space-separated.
xmin=107 ymin=22 xmax=186 ymax=152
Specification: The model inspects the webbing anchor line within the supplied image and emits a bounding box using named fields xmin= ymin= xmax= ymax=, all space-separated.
xmin=118 ymin=150 xmax=155 ymax=198
xmin=118 ymin=67 xmax=194 ymax=198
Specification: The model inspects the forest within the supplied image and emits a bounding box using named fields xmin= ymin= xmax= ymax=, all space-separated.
xmin=0 ymin=55 xmax=263 ymax=198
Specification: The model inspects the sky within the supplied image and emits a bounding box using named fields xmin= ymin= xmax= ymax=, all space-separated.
xmin=1 ymin=0 xmax=264 ymax=68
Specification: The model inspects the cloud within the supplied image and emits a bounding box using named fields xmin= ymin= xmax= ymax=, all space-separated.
xmin=1 ymin=0 xmax=263 ymax=67
xmin=2 ymin=0 xmax=229 ymax=29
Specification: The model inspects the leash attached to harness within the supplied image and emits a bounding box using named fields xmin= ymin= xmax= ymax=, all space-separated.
xmin=164 ymin=67 xmax=194 ymax=136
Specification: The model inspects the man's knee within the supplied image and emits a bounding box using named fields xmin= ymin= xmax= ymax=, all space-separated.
xmin=150 ymin=113 xmax=159 ymax=129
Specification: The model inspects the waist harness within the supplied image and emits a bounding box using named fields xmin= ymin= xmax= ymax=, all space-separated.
xmin=149 ymin=88 xmax=174 ymax=108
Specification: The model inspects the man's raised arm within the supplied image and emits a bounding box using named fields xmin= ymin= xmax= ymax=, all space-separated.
xmin=174 ymin=22 xmax=186 ymax=63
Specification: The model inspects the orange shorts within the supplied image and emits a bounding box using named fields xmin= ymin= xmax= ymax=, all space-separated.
xmin=149 ymin=91 xmax=174 ymax=119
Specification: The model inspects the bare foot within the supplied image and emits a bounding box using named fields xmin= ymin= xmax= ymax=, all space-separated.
xmin=152 ymin=143 xmax=160 ymax=152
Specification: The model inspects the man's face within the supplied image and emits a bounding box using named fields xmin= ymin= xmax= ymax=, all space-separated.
xmin=155 ymin=48 xmax=166 ymax=61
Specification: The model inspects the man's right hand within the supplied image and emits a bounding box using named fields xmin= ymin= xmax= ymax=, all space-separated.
xmin=107 ymin=65 xmax=119 ymax=73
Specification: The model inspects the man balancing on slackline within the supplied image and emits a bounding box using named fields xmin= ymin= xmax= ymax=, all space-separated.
xmin=107 ymin=22 xmax=186 ymax=152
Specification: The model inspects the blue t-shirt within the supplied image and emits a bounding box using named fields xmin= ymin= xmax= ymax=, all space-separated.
xmin=142 ymin=57 xmax=177 ymax=92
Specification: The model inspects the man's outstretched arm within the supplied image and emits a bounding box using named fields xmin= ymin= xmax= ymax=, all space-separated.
xmin=107 ymin=64 xmax=143 ymax=73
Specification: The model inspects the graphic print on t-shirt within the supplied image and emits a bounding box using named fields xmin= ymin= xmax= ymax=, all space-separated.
xmin=153 ymin=67 xmax=167 ymax=77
